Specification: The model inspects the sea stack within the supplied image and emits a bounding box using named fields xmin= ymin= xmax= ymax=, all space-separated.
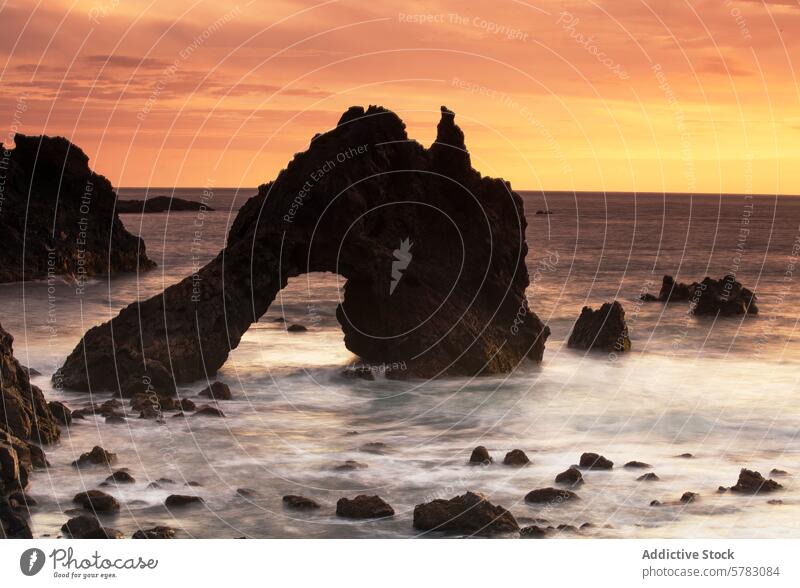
xmin=56 ymin=105 xmax=550 ymax=390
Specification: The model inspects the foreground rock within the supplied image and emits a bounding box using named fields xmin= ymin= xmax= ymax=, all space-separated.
xmin=413 ymin=491 xmax=519 ymax=536
xmin=729 ymin=469 xmax=782 ymax=494
xmin=73 ymin=490 xmax=120 ymax=512
xmin=469 ymin=446 xmax=493 ymax=465
xmin=283 ymin=495 xmax=321 ymax=510
xmin=555 ymin=467 xmax=583 ymax=486
xmin=56 ymin=105 xmax=550 ymax=391
xmin=336 ymin=495 xmax=394 ymax=519
xmin=657 ymin=275 xmax=758 ymax=316
xmin=567 ymin=301 xmax=631 ymax=353
xmin=61 ymin=514 xmax=102 ymax=538
xmin=579 ymin=453 xmax=614 ymax=470
xmin=0 ymin=135 xmax=154 ymax=284
xmin=198 ymin=381 xmax=232 ymax=400
xmin=116 ymin=195 xmax=213 ymax=214
xmin=525 ymin=488 xmax=579 ymax=505
xmin=502 ymin=449 xmax=530 ymax=466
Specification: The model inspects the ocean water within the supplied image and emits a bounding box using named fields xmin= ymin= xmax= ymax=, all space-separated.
xmin=2 ymin=189 xmax=799 ymax=538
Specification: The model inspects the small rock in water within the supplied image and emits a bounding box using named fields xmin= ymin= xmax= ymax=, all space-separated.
xmin=132 ymin=526 xmax=176 ymax=539
xmin=180 ymin=398 xmax=196 ymax=412
xmin=637 ymin=473 xmax=660 ymax=482
xmin=502 ymin=449 xmax=530 ymax=466
xmin=579 ymin=452 xmax=613 ymax=470
xmin=193 ymin=405 xmax=225 ymax=417
xmin=333 ymin=460 xmax=368 ymax=471
xmin=165 ymin=495 xmax=204 ymax=508
xmin=624 ymin=461 xmax=651 ymax=469
xmin=105 ymin=415 xmax=126 ymax=424
xmin=555 ymin=467 xmax=583 ymax=486
xmin=680 ymin=492 xmax=699 ymax=503
xmin=676 ymin=453 xmax=694 ymax=459
xmin=236 ymin=488 xmax=257 ymax=498
xmin=72 ymin=490 xmax=120 ymax=512
xmin=567 ymin=301 xmax=631 ymax=352
xmin=729 ymin=469 xmax=783 ymax=494
xmin=104 ymin=470 xmax=136 ymax=485
xmin=61 ymin=514 xmax=101 ymax=538
xmin=72 ymin=446 xmax=117 ymax=468
xmin=525 ymin=488 xmax=579 ymax=505
xmin=520 ymin=525 xmax=549 ymax=538
xmin=770 ymin=468 xmax=789 ymax=477
xmin=359 ymin=442 xmax=389 ymax=454
xmin=717 ymin=486 xmax=728 ymax=493
xmin=650 ymin=500 xmax=662 ymax=507
xmin=287 ymin=324 xmax=307 ymax=333
xmin=767 ymin=499 xmax=783 ymax=505
xmin=283 ymin=495 xmax=320 ymax=510
xmin=198 ymin=381 xmax=232 ymax=400
xmin=413 ymin=491 xmax=518 ymax=535
xmin=147 ymin=482 xmax=161 ymax=490
xmin=468 ymin=446 xmax=493 ymax=465
xmin=336 ymin=495 xmax=394 ymax=519
xmin=184 ymin=481 xmax=202 ymax=487
xmin=342 ymin=366 xmax=375 ymax=381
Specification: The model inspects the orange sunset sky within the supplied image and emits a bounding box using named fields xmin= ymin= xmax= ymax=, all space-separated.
xmin=2 ymin=0 xmax=799 ymax=193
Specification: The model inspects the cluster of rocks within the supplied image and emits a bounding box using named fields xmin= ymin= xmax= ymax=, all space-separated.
xmin=0 ymin=135 xmax=155 ymax=283
xmin=645 ymin=274 xmax=758 ymax=316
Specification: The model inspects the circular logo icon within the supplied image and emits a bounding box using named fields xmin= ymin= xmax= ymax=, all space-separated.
xmin=20 ymin=548 xmax=46 ymax=576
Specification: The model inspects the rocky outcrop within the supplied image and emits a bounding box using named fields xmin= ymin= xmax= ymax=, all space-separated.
xmin=56 ymin=105 xmax=550 ymax=391
xmin=1 ymin=323 xmax=60 ymax=445
xmin=0 ymin=135 xmax=154 ymax=283
xmin=413 ymin=491 xmax=518 ymax=535
xmin=729 ymin=469 xmax=782 ymax=494
xmin=116 ymin=196 xmax=213 ymax=214
xmin=657 ymin=275 xmax=758 ymax=316
xmin=567 ymin=301 xmax=631 ymax=353
xmin=336 ymin=495 xmax=394 ymax=519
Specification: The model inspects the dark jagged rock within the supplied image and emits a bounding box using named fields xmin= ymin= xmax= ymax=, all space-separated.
xmin=48 ymin=401 xmax=72 ymax=426
xmin=283 ymin=495 xmax=321 ymax=510
xmin=502 ymin=449 xmax=530 ymax=466
xmin=680 ymin=492 xmax=699 ymax=503
xmin=659 ymin=275 xmax=758 ymax=315
xmin=413 ymin=491 xmax=519 ymax=536
xmin=116 ymin=195 xmax=213 ymax=214
xmin=72 ymin=446 xmax=117 ymax=468
xmin=555 ymin=467 xmax=583 ymax=486
xmin=624 ymin=461 xmax=651 ymax=469
xmin=165 ymin=494 xmax=204 ymax=507
xmin=469 ymin=446 xmax=493 ymax=465
xmin=524 ymin=488 xmax=579 ymax=504
xmin=132 ymin=526 xmax=176 ymax=539
xmin=729 ymin=469 xmax=782 ymax=494
xmin=579 ymin=453 xmax=614 ymax=470
xmin=567 ymin=301 xmax=631 ymax=352
xmin=0 ymin=323 xmax=61 ymax=444
xmin=0 ymin=135 xmax=154 ymax=283
xmin=0 ymin=497 xmax=32 ymax=538
xmin=56 ymin=105 xmax=549 ymax=391
xmin=73 ymin=490 xmax=120 ymax=512
xmin=336 ymin=495 xmax=394 ymax=519
xmin=198 ymin=381 xmax=232 ymax=400
xmin=639 ymin=293 xmax=658 ymax=302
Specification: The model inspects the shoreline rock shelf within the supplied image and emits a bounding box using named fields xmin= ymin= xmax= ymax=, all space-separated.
xmin=55 ymin=105 xmax=550 ymax=391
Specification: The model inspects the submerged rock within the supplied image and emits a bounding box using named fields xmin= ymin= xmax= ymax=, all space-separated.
xmin=729 ymin=469 xmax=782 ymax=494
xmin=469 ymin=446 xmax=493 ymax=465
xmin=286 ymin=324 xmax=308 ymax=333
xmin=413 ymin=491 xmax=518 ymax=535
xmin=336 ymin=495 xmax=394 ymax=519
xmin=283 ymin=495 xmax=321 ymax=510
xmin=198 ymin=381 xmax=232 ymax=400
xmin=525 ymin=488 xmax=579 ymax=504
xmin=502 ymin=449 xmax=530 ymax=466
xmin=0 ymin=134 xmax=154 ymax=284
xmin=193 ymin=405 xmax=225 ymax=418
xmin=567 ymin=301 xmax=631 ymax=353
xmin=637 ymin=473 xmax=660 ymax=481
xmin=624 ymin=461 xmax=651 ymax=469
xmin=56 ymin=105 xmax=549 ymax=390
xmin=579 ymin=452 xmax=614 ymax=470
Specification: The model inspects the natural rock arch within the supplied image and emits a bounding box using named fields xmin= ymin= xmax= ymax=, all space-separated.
xmin=56 ymin=106 xmax=550 ymax=393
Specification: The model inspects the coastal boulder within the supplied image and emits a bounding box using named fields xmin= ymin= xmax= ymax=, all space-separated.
xmin=579 ymin=453 xmax=614 ymax=470
xmin=555 ymin=467 xmax=583 ymax=486
xmin=73 ymin=490 xmax=120 ymax=512
xmin=72 ymin=446 xmax=117 ymax=468
xmin=336 ymin=495 xmax=394 ymax=519
xmin=729 ymin=469 xmax=782 ymax=494
xmin=524 ymin=488 xmax=579 ymax=504
xmin=502 ymin=449 xmax=530 ymax=466
xmin=469 ymin=446 xmax=493 ymax=465
xmin=567 ymin=302 xmax=631 ymax=353
xmin=413 ymin=491 xmax=519 ymax=536
xmin=198 ymin=381 xmax=232 ymax=400
xmin=56 ymin=106 xmax=550 ymax=390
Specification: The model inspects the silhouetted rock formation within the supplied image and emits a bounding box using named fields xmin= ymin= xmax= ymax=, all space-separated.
xmin=567 ymin=301 xmax=630 ymax=353
xmin=656 ymin=275 xmax=757 ymax=316
xmin=0 ymin=323 xmax=60 ymax=445
xmin=56 ymin=105 xmax=550 ymax=391
xmin=413 ymin=491 xmax=519 ymax=535
xmin=116 ymin=195 xmax=213 ymax=214
xmin=0 ymin=135 xmax=154 ymax=283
